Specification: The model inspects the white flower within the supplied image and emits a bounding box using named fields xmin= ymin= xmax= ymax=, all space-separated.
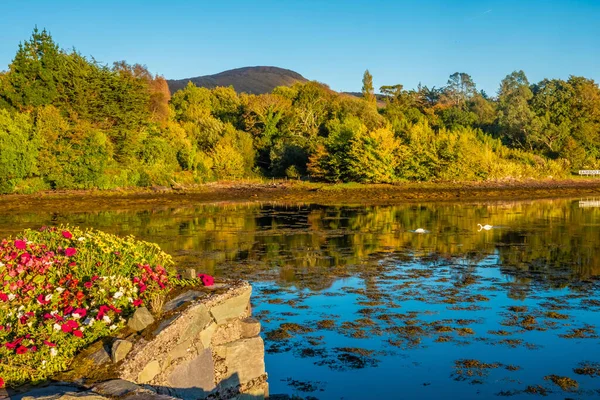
xmin=53 ymin=323 xmax=61 ymax=331
xmin=102 ymin=315 xmax=111 ymax=324
xmin=113 ymin=291 xmax=123 ymax=299
xmin=42 ymin=360 xmax=47 ymax=367
xmin=80 ymin=326 xmax=86 ymax=331
xmin=50 ymin=310 xmax=58 ymax=316
xmin=78 ymin=237 xmax=85 ymax=242
xmin=45 ymin=294 xmax=53 ymax=302
xmin=0 ymin=262 xmax=4 ymax=267
xmin=127 ymin=297 xmax=133 ymax=303
xmin=55 ymin=287 xmax=65 ymax=293
xmin=109 ymin=324 xmax=118 ymax=330
xmin=27 ymin=322 xmax=33 ymax=328
xmin=72 ymin=312 xmax=81 ymax=319
xmin=7 ymin=294 xmax=15 ymax=301
xmin=17 ymin=311 xmax=23 ymax=318
xmin=18 ymin=305 xmax=25 ymax=311
xmin=50 ymin=348 xmax=58 ymax=357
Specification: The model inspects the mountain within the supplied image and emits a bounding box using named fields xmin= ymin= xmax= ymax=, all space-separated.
xmin=167 ymin=66 xmax=308 ymax=94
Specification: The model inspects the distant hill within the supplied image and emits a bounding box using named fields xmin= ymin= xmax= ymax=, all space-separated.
xmin=167 ymin=66 xmax=308 ymax=94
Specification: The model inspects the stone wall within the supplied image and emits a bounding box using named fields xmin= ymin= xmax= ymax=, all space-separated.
xmin=7 ymin=280 xmax=267 ymax=400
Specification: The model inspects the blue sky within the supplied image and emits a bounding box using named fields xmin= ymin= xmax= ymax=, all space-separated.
xmin=1 ymin=0 xmax=598 ymax=95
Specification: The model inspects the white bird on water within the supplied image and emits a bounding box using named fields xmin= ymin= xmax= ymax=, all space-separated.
xmin=414 ymin=228 xmax=428 ymax=234
xmin=477 ymin=224 xmax=493 ymax=231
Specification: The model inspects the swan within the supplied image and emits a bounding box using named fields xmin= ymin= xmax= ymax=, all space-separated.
xmin=477 ymin=224 xmax=493 ymax=231
xmin=413 ymin=228 xmax=428 ymax=233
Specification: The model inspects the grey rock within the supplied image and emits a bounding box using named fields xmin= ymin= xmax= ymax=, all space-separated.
xmin=214 ymin=337 xmax=265 ymax=387
xmin=128 ymin=307 xmax=155 ymax=332
xmin=209 ymin=288 xmax=251 ymax=323
xmin=8 ymin=384 xmax=83 ymax=400
xmin=152 ymin=315 xmax=178 ymax=337
xmin=110 ymin=340 xmax=133 ymax=364
xmin=92 ymin=379 xmax=141 ymax=397
xmin=167 ymin=349 xmax=215 ymax=399
xmin=89 ymin=346 xmax=110 ymax=366
xmin=163 ymin=291 xmax=204 ymax=313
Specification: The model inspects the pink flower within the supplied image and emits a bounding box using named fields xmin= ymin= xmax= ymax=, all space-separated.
xmin=73 ymin=330 xmax=83 ymax=338
xmin=14 ymin=240 xmax=27 ymax=250
xmin=84 ymin=281 xmax=93 ymax=289
xmin=197 ymin=273 xmax=215 ymax=287
xmin=133 ymin=299 xmax=143 ymax=307
xmin=43 ymin=340 xmax=56 ymax=347
xmin=65 ymin=248 xmax=77 ymax=257
xmin=16 ymin=345 xmax=28 ymax=354
xmin=62 ymin=231 xmax=73 ymax=239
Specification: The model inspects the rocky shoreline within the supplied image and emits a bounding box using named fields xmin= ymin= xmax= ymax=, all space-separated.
xmin=2 ymin=280 xmax=267 ymax=400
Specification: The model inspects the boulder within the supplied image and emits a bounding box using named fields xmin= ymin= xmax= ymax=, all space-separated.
xmin=128 ymin=307 xmax=155 ymax=332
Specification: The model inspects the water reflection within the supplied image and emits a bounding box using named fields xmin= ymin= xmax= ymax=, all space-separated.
xmin=0 ymin=199 xmax=599 ymax=398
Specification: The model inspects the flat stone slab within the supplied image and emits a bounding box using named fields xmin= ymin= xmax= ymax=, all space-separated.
xmin=7 ymin=384 xmax=83 ymax=400
xmin=214 ymin=337 xmax=265 ymax=387
xmin=167 ymin=349 xmax=216 ymax=399
xmin=92 ymin=379 xmax=141 ymax=397
xmin=163 ymin=291 xmax=204 ymax=313
xmin=209 ymin=288 xmax=251 ymax=324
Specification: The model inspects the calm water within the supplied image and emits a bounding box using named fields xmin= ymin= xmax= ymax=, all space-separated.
xmin=1 ymin=199 xmax=600 ymax=399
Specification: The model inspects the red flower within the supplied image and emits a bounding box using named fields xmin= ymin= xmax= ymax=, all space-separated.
xmin=14 ymin=240 xmax=27 ymax=250
xmin=64 ymin=306 xmax=74 ymax=315
xmin=133 ymin=299 xmax=143 ymax=307
xmin=65 ymin=248 xmax=77 ymax=257
xmin=16 ymin=345 xmax=28 ymax=354
xmin=197 ymin=273 xmax=215 ymax=287
xmin=73 ymin=308 xmax=87 ymax=318
xmin=72 ymin=330 xmax=83 ymax=338
xmin=84 ymin=281 xmax=93 ymax=289
xmin=37 ymin=294 xmax=51 ymax=305
xmin=62 ymin=231 xmax=73 ymax=239
xmin=61 ymin=320 xmax=78 ymax=333
xmin=43 ymin=340 xmax=56 ymax=347
xmin=0 ymin=377 xmax=4 ymax=388
xmin=0 ymin=293 xmax=8 ymax=302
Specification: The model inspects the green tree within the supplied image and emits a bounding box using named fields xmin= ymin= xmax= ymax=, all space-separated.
xmin=0 ymin=110 xmax=38 ymax=193
xmin=496 ymin=71 xmax=534 ymax=149
xmin=362 ymin=70 xmax=376 ymax=104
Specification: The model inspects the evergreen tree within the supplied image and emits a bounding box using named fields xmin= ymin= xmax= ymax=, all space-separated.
xmin=362 ymin=70 xmax=376 ymax=104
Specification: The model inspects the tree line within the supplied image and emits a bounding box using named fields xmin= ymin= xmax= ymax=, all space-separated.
xmin=1 ymin=29 xmax=598 ymax=193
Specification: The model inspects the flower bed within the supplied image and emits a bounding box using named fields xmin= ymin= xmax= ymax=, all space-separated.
xmin=0 ymin=226 xmax=212 ymax=388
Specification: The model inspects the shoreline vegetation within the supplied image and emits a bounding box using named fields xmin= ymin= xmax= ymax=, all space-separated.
xmin=1 ymin=179 xmax=600 ymax=213
xmin=1 ymin=29 xmax=600 ymax=196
